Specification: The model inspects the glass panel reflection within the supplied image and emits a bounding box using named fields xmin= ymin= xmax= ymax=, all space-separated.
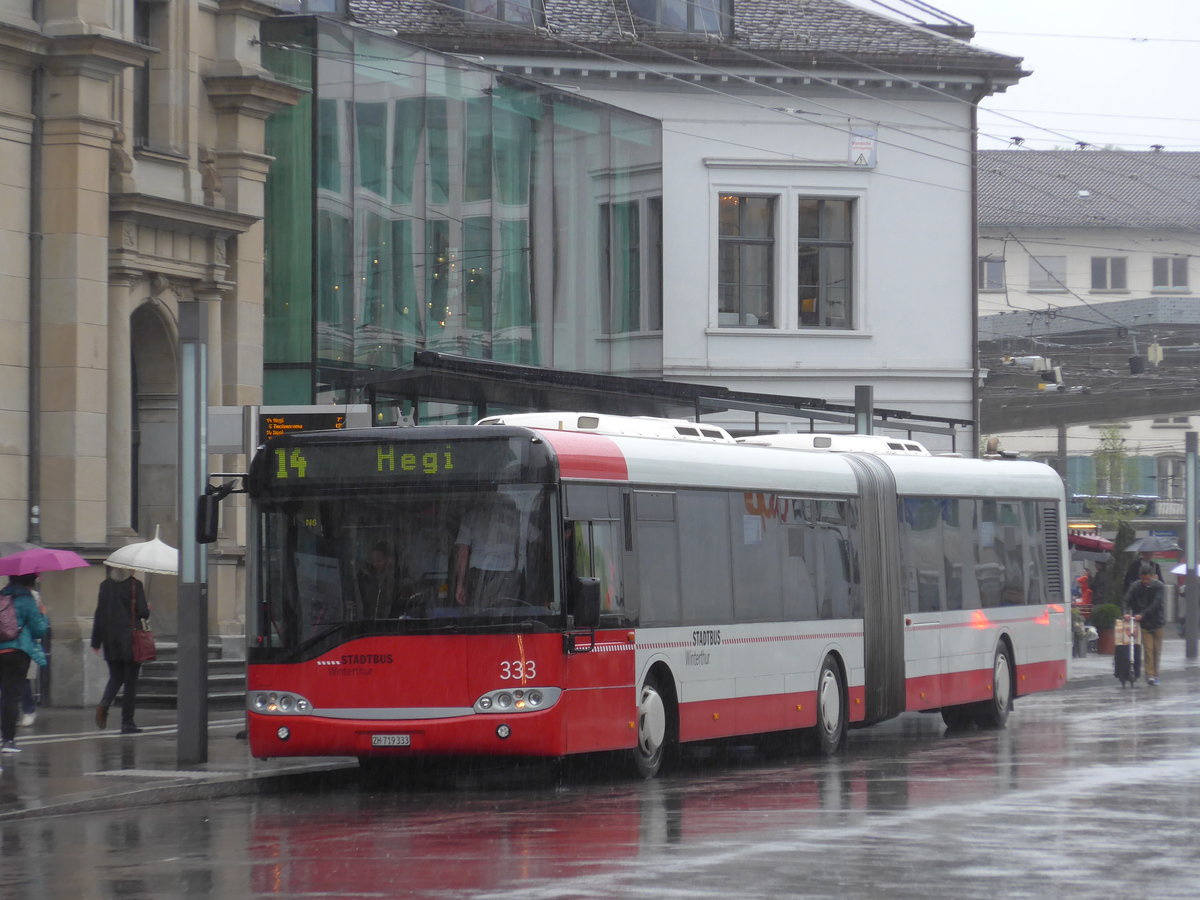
xmin=261 ymin=22 xmax=664 ymax=404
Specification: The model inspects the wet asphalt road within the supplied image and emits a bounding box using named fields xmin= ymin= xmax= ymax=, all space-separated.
xmin=6 ymin=664 xmax=1200 ymax=900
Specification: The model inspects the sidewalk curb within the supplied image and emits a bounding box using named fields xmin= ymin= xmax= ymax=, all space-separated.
xmin=0 ymin=760 xmax=357 ymax=822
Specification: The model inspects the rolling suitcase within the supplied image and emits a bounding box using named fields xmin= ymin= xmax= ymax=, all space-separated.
xmin=1114 ymin=614 xmax=1142 ymax=687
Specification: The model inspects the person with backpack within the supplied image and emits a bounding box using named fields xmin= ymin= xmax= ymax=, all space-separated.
xmin=0 ymin=573 xmax=49 ymax=753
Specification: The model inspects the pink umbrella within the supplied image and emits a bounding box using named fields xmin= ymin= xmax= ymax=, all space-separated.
xmin=0 ymin=546 xmax=90 ymax=576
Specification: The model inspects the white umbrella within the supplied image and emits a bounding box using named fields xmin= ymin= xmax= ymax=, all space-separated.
xmin=104 ymin=525 xmax=178 ymax=575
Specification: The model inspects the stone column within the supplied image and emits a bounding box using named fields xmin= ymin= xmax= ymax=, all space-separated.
xmin=106 ymin=269 xmax=138 ymax=540
xmin=39 ymin=35 xmax=149 ymax=545
xmin=0 ymin=54 xmax=34 ymax=540
xmin=37 ymin=32 xmax=150 ymax=707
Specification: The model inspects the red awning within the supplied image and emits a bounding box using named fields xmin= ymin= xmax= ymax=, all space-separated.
xmin=1068 ymin=534 xmax=1114 ymax=552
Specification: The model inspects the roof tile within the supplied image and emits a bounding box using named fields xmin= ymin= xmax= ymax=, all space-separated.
xmin=347 ymin=0 xmax=1022 ymax=70
xmin=979 ymin=150 xmax=1200 ymax=229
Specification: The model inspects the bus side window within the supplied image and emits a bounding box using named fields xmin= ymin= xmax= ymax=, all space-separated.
xmin=569 ymin=520 xmax=624 ymax=616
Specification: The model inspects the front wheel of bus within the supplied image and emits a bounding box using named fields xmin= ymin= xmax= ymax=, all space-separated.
xmin=632 ymin=676 xmax=672 ymax=779
xmin=812 ymin=655 xmax=847 ymax=756
xmin=974 ymin=644 xmax=1013 ymax=729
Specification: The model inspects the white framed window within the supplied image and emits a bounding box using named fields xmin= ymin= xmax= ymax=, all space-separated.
xmin=1152 ymin=256 xmax=1188 ymax=290
xmin=978 ymin=257 xmax=1005 ymax=291
xmin=1156 ymin=456 xmax=1185 ymax=500
xmin=1029 ymin=255 xmax=1066 ymax=291
xmin=711 ymin=183 xmax=864 ymax=331
xmin=797 ymin=198 xmax=853 ymax=329
xmin=630 ymin=0 xmax=732 ymax=35
xmin=718 ymin=194 xmax=776 ymax=327
xmin=460 ymin=0 xmax=545 ymax=26
xmin=1090 ymin=256 xmax=1127 ymax=290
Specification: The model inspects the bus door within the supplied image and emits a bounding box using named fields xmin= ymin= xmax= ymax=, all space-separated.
xmin=843 ymin=455 xmax=905 ymax=725
xmin=562 ymin=485 xmax=633 ymax=753
xmin=897 ymin=497 xmax=951 ymax=711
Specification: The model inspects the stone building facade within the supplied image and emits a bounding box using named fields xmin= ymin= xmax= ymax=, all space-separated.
xmin=0 ymin=0 xmax=302 ymax=705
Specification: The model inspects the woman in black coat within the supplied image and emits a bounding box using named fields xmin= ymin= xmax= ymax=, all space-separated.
xmin=90 ymin=567 xmax=150 ymax=734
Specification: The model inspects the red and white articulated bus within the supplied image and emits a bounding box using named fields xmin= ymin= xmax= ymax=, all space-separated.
xmin=239 ymin=414 xmax=1069 ymax=776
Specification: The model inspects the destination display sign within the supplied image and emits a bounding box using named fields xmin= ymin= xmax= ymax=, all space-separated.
xmin=247 ymin=431 xmax=552 ymax=497
xmin=258 ymin=411 xmax=348 ymax=440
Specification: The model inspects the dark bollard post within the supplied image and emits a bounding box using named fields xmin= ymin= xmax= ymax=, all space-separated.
xmin=177 ymin=299 xmax=210 ymax=765
xmin=1185 ymin=433 xmax=1197 ymax=660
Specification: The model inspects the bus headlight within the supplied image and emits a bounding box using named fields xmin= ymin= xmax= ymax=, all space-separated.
xmin=474 ymin=686 xmax=561 ymax=714
xmin=248 ymin=691 xmax=314 ymax=716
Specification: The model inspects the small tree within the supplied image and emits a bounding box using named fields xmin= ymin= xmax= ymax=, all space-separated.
xmin=1091 ymin=425 xmax=1132 ymax=505
xmin=1087 ymin=427 xmax=1143 ymax=608
xmin=1105 ymin=520 xmax=1138 ymax=607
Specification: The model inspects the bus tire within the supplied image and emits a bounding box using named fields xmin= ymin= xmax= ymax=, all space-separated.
xmin=812 ymin=654 xmax=847 ymax=756
xmin=973 ymin=643 xmax=1013 ymax=729
xmin=632 ymin=673 xmax=674 ymax=779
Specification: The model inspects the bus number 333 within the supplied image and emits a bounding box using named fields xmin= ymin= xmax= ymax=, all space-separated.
xmin=500 ymin=660 xmax=537 ymax=680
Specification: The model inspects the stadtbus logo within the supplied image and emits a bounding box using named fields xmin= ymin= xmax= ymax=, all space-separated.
xmin=340 ymin=653 xmax=394 ymax=665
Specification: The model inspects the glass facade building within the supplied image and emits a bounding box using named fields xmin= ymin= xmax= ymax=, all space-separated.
xmin=261 ymin=18 xmax=663 ymax=415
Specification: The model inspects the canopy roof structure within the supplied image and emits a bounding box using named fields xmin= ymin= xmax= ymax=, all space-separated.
xmin=347 ymin=351 xmax=973 ymax=447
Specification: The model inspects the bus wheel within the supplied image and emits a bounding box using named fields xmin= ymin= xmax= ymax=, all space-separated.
xmin=974 ymin=644 xmax=1013 ymax=729
xmin=632 ymin=677 xmax=669 ymax=779
xmin=812 ymin=654 xmax=847 ymax=756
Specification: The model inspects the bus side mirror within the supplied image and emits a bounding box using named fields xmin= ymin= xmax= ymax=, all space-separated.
xmin=196 ymin=493 xmax=219 ymax=544
xmin=573 ymin=577 xmax=600 ymax=629
xmin=197 ymin=478 xmax=240 ymax=544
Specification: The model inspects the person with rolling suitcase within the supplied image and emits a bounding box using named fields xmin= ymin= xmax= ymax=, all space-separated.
xmin=1123 ymin=563 xmax=1166 ymax=686
xmin=1113 ymin=611 xmax=1140 ymax=687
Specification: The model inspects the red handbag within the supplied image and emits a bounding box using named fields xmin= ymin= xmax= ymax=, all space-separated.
xmin=130 ymin=581 xmax=156 ymax=663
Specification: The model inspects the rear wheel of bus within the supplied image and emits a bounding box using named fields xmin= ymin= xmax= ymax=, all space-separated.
xmin=973 ymin=642 xmax=1013 ymax=729
xmin=811 ymin=654 xmax=847 ymax=756
xmin=940 ymin=640 xmax=1013 ymax=730
xmin=632 ymin=669 xmax=677 ymax=779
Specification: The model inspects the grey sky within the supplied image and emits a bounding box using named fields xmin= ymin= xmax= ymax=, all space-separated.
xmin=941 ymin=0 xmax=1200 ymax=151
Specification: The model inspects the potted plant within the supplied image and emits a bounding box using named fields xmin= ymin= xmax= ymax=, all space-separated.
xmin=1091 ymin=602 xmax=1122 ymax=655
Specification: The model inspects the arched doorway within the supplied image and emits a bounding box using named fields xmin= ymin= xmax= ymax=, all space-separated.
xmin=130 ymin=299 xmax=178 ymax=554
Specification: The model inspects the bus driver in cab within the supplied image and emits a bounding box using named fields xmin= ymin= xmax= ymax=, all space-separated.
xmin=452 ymin=492 xmax=521 ymax=607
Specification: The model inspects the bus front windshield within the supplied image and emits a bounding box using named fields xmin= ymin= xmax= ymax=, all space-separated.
xmin=257 ymin=484 xmax=558 ymax=649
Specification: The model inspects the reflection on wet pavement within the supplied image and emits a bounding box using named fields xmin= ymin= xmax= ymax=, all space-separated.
xmin=5 ymin=666 xmax=1200 ymax=899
